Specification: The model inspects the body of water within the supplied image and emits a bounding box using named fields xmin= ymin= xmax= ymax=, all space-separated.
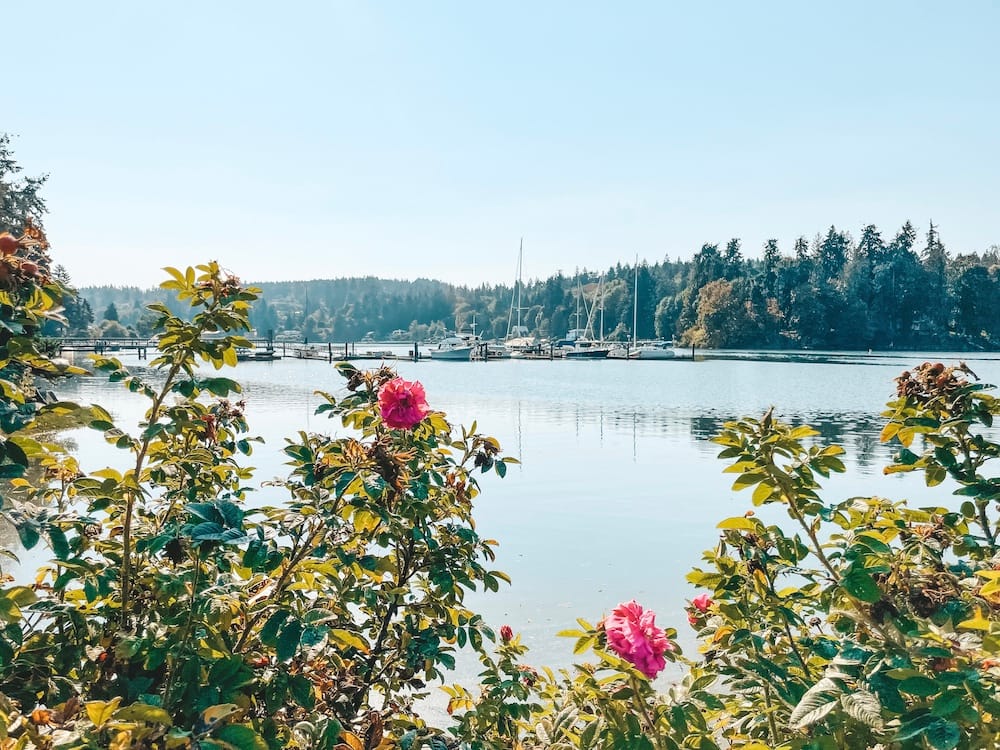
xmin=12 ymin=350 xmax=1000 ymax=683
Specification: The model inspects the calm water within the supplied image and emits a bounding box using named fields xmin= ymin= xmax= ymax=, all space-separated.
xmin=12 ymin=350 xmax=1000 ymax=683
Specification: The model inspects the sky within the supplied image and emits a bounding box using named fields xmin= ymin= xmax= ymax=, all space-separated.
xmin=5 ymin=1 xmax=999 ymax=289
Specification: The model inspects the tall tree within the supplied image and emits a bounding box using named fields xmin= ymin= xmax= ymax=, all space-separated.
xmin=815 ymin=226 xmax=850 ymax=282
xmin=0 ymin=134 xmax=47 ymax=234
xmin=920 ymin=221 xmax=950 ymax=338
xmin=723 ymin=238 xmax=744 ymax=280
xmin=762 ymin=239 xmax=780 ymax=298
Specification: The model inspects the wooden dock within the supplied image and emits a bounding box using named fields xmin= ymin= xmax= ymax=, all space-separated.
xmin=58 ymin=337 xmax=156 ymax=358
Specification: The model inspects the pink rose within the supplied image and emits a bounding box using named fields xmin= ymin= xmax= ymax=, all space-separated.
xmin=377 ymin=377 xmax=430 ymax=430
xmin=691 ymin=593 xmax=713 ymax=613
xmin=499 ymin=624 xmax=514 ymax=643
xmin=602 ymin=600 xmax=672 ymax=679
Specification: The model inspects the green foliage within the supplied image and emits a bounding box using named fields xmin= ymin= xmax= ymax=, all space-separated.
xmin=0 ymin=262 xmax=514 ymax=747
xmin=495 ymin=361 xmax=1000 ymax=749
xmin=79 ymin=221 xmax=1000 ymax=351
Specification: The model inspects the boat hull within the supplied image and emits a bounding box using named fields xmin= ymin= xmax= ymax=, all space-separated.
xmin=429 ymin=347 xmax=474 ymax=361
xmin=564 ymin=347 xmax=611 ymax=359
xmin=634 ymin=351 xmax=675 ymax=360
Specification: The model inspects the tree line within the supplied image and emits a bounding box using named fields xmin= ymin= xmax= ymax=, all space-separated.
xmin=78 ymin=221 xmax=999 ymax=350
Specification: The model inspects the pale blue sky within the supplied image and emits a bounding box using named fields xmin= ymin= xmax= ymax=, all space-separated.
xmin=6 ymin=1 xmax=998 ymax=288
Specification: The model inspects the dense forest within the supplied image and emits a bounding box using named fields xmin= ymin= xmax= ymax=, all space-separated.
xmin=79 ymin=221 xmax=1000 ymax=350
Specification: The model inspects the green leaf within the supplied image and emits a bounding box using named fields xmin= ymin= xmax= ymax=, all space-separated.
xmin=215 ymin=724 xmax=268 ymax=750
xmin=260 ymin=610 xmax=290 ymax=646
xmin=925 ymin=464 xmax=947 ymax=487
xmin=288 ymin=674 xmax=315 ymax=709
xmin=277 ymin=620 xmax=302 ymax=661
xmin=898 ymin=675 xmax=940 ymax=697
xmin=47 ymin=525 xmax=69 ymax=560
xmin=841 ymin=570 xmax=881 ymax=603
xmin=931 ymin=690 xmax=963 ymax=718
xmin=16 ymin=522 xmax=39 ymax=550
xmin=732 ymin=472 xmax=766 ymax=491
xmin=924 ymin=718 xmax=961 ymax=750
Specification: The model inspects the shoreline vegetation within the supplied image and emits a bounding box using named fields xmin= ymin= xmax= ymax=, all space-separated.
xmin=77 ymin=221 xmax=1000 ymax=354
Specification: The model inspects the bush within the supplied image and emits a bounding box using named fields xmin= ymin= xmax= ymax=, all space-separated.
xmin=449 ymin=362 xmax=1000 ymax=749
xmin=0 ymin=261 xmax=513 ymax=748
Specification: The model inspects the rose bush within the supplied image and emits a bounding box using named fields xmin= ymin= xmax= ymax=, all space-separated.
xmin=0 ymin=261 xmax=515 ymax=748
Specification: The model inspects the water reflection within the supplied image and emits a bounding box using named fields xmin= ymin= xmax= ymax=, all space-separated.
xmin=10 ymin=352 xmax=1000 ymax=678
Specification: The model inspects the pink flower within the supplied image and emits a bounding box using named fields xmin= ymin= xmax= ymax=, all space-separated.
xmin=602 ymin=600 xmax=672 ymax=679
xmin=691 ymin=593 xmax=714 ymax=613
xmin=377 ymin=377 xmax=430 ymax=429
xmin=687 ymin=612 xmax=699 ymax=627
xmin=499 ymin=624 xmax=514 ymax=643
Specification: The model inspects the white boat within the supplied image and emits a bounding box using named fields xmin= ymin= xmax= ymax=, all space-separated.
xmin=607 ymin=343 xmax=635 ymax=359
xmin=429 ymin=335 xmax=475 ymax=361
xmin=632 ymin=341 xmax=676 ymax=359
xmin=618 ymin=258 xmax=675 ymax=360
xmin=502 ymin=239 xmax=541 ymax=358
xmin=476 ymin=341 xmax=511 ymax=360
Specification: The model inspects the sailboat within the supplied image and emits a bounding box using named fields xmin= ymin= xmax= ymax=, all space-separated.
xmin=618 ymin=258 xmax=675 ymax=360
xmin=503 ymin=239 xmax=543 ymax=358
xmin=561 ymin=273 xmax=612 ymax=359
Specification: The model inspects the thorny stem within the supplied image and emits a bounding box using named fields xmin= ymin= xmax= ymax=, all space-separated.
xmin=352 ymin=533 xmax=417 ymax=716
xmin=630 ymin=674 xmax=665 ymax=749
xmin=163 ymin=552 xmax=203 ymax=705
xmin=953 ymin=430 xmax=996 ymax=548
xmin=757 ymin=554 xmax=813 ymax=681
xmin=120 ymin=359 xmax=183 ymax=628
xmin=748 ymin=637 xmax=781 ymax=745
xmin=772 ymin=470 xmax=904 ymax=646
xmin=978 ymin=501 xmax=997 ymax=549
xmin=233 ymin=519 xmax=322 ymax=654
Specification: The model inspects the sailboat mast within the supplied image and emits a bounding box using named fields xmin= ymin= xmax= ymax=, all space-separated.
xmin=506 ymin=239 xmax=521 ymax=341
xmin=574 ymin=267 xmax=582 ymax=331
xmin=599 ymin=275 xmax=605 ymax=341
xmin=633 ymin=255 xmax=638 ymax=344
xmin=516 ymin=238 xmax=523 ymax=333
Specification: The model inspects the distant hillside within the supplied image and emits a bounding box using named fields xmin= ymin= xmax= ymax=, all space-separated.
xmin=79 ymin=221 xmax=1000 ymax=351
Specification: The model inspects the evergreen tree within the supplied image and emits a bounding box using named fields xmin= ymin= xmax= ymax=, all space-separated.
xmin=723 ymin=238 xmax=744 ymax=280
xmin=0 ymin=134 xmax=47 ymax=234
xmin=762 ymin=239 xmax=780 ymax=298
xmin=920 ymin=221 xmax=951 ymax=338
xmin=816 ymin=226 xmax=850 ymax=282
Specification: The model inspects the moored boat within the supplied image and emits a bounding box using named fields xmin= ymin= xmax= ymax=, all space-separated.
xmin=429 ymin=335 xmax=475 ymax=361
xmin=632 ymin=341 xmax=676 ymax=360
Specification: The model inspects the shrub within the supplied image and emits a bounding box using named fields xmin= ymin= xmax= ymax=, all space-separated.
xmin=0 ymin=261 xmax=513 ymax=748
xmin=456 ymin=362 xmax=1000 ymax=749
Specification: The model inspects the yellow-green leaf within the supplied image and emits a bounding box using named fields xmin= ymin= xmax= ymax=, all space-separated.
xmin=957 ymin=608 xmax=993 ymax=632
xmin=717 ymin=517 xmax=757 ymax=531
xmin=114 ymin=702 xmax=172 ymax=725
xmin=879 ymin=422 xmax=901 ymax=443
xmin=86 ymin=697 xmax=122 ymax=729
